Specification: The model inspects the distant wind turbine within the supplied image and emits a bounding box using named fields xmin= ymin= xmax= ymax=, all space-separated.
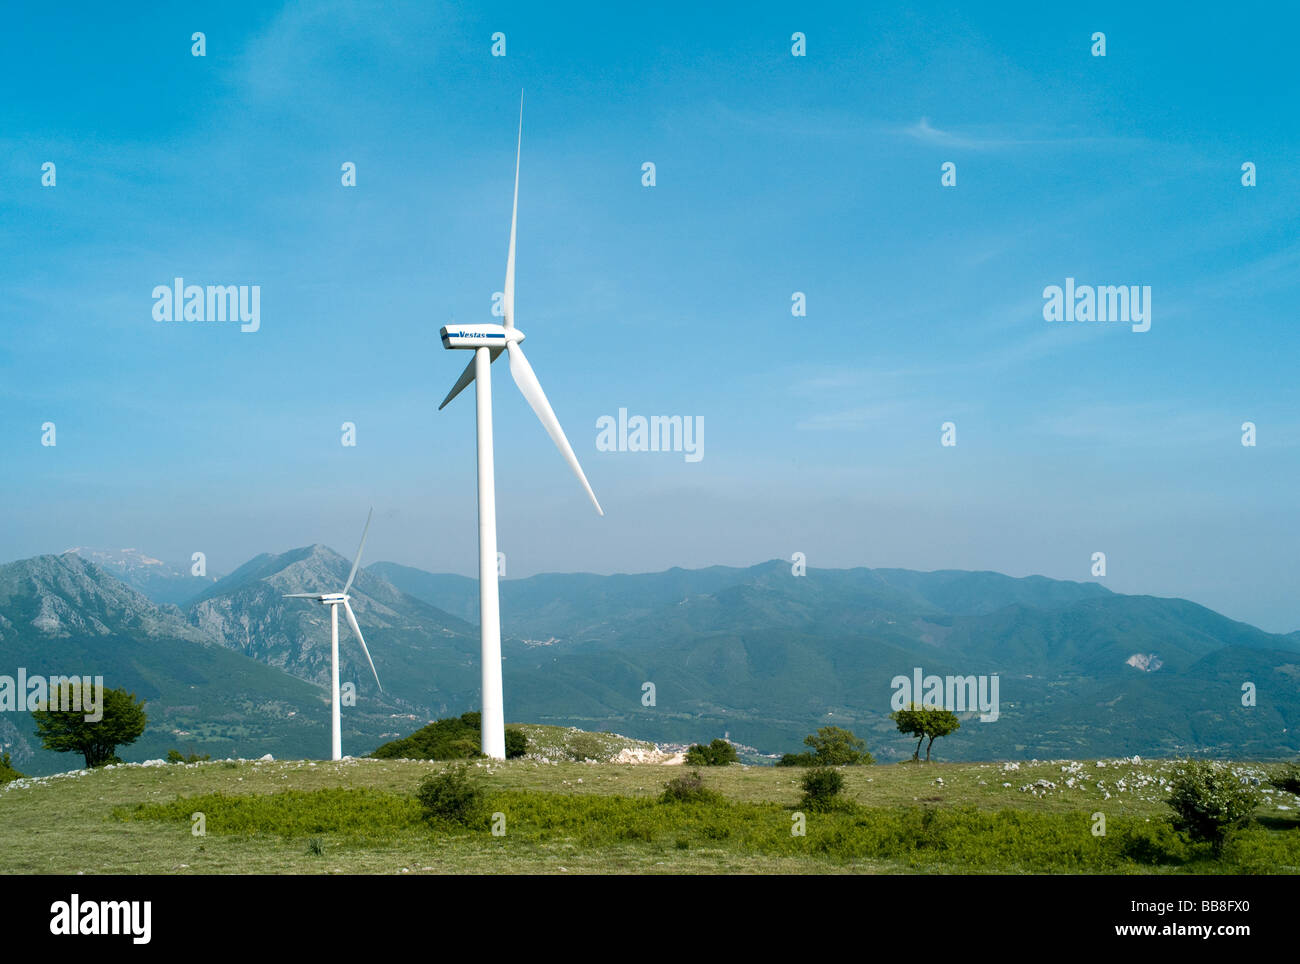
xmin=284 ymin=508 xmax=383 ymax=760
xmin=438 ymin=94 xmax=604 ymax=759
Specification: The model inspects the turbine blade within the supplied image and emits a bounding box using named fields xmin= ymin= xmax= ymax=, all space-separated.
xmin=503 ymin=92 xmax=523 ymax=330
xmin=343 ymin=599 xmax=382 ymax=691
xmin=439 ymin=350 xmax=505 ymax=410
xmin=439 ymin=356 xmax=477 ymax=410
xmin=342 ymin=507 xmax=373 ymax=595
xmin=506 ymin=341 xmax=603 ymax=515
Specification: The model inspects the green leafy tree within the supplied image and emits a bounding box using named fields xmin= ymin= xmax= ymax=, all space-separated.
xmin=891 ymin=704 xmax=961 ymax=762
xmin=799 ymin=766 xmax=846 ymax=812
xmin=660 ymin=769 xmax=721 ymax=804
xmin=778 ymin=726 xmax=874 ymax=766
xmin=1268 ymin=762 xmax=1300 ymax=795
xmin=415 ymin=764 xmax=489 ymax=827
xmin=1166 ymin=760 xmax=1261 ymax=853
xmin=685 ymin=738 xmax=738 ymax=766
xmin=0 ymin=752 xmax=24 ymax=784
xmin=568 ymin=732 xmax=608 ymax=762
xmin=371 ymin=713 xmax=532 ymax=761
xmin=504 ymin=727 xmax=529 ymax=759
xmin=32 ymin=685 xmax=147 ymax=769
xmin=804 ymin=726 xmax=872 ymax=765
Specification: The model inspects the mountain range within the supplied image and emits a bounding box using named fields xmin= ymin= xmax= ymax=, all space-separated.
xmin=1 ymin=548 xmax=1297 ymax=774
xmin=64 ymin=547 xmax=222 ymax=606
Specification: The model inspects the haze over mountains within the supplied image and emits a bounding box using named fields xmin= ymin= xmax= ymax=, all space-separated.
xmin=1 ymin=547 xmax=1296 ymax=774
xmin=63 ymin=547 xmax=222 ymax=606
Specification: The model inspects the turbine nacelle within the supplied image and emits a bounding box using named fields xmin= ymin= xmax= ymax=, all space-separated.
xmin=439 ymin=324 xmax=524 ymax=351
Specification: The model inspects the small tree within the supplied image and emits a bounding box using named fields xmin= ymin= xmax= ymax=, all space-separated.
xmin=778 ymin=726 xmax=873 ymax=766
xmin=660 ymin=769 xmax=720 ymax=804
xmin=1268 ymin=762 xmax=1300 ymax=795
xmin=804 ymin=726 xmax=871 ymax=765
xmin=504 ymin=727 xmax=529 ymax=759
xmin=685 ymin=738 xmax=738 ymax=766
xmin=1166 ymin=760 xmax=1261 ymax=853
xmin=568 ymin=732 xmax=607 ymax=762
xmin=0 ymin=752 xmax=24 ymax=784
xmin=416 ymin=764 xmax=488 ymax=827
xmin=800 ymin=766 xmax=846 ymax=812
xmin=891 ymin=704 xmax=960 ymax=761
xmin=32 ymin=685 xmax=147 ymax=769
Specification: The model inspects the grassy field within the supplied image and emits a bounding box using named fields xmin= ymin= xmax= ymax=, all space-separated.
xmin=2 ymin=747 xmax=1298 ymax=874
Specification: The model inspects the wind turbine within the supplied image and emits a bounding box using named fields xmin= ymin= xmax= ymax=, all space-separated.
xmin=284 ymin=508 xmax=383 ymax=761
xmin=438 ymin=94 xmax=603 ymax=760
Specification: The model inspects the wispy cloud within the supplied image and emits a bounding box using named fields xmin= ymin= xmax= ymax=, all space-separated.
xmin=898 ymin=117 xmax=1144 ymax=152
xmin=794 ymin=403 xmax=906 ymax=432
xmin=1030 ymin=403 xmax=1250 ymax=448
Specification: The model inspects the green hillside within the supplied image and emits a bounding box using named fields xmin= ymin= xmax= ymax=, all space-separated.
xmin=1 ymin=753 xmax=1296 ymax=874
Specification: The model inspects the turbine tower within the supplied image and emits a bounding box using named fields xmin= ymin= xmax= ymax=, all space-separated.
xmin=284 ymin=508 xmax=383 ymax=760
xmin=438 ymin=94 xmax=603 ymax=759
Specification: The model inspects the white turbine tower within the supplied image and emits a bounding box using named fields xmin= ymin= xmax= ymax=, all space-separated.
xmin=438 ymin=95 xmax=603 ymax=760
xmin=284 ymin=508 xmax=383 ymax=761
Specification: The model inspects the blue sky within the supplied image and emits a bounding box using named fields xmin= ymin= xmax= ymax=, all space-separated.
xmin=2 ymin=2 xmax=1297 ymax=631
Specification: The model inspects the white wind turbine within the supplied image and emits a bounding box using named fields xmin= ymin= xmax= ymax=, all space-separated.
xmin=284 ymin=508 xmax=383 ymax=761
xmin=438 ymin=94 xmax=603 ymax=759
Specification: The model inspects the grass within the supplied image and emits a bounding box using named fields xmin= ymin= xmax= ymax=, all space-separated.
xmin=1 ymin=755 xmax=1297 ymax=874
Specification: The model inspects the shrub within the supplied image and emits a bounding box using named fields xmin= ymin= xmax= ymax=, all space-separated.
xmin=1165 ymin=760 xmax=1261 ymax=852
xmin=799 ymin=765 xmax=847 ymax=812
xmin=660 ymin=770 xmax=721 ymax=804
xmin=0 ymin=752 xmax=24 ymax=784
xmin=504 ymin=727 xmax=529 ymax=759
xmin=306 ymin=837 xmax=325 ymax=856
xmin=1268 ymin=763 xmax=1300 ymax=795
xmin=371 ymin=712 xmax=484 ymax=760
xmin=685 ymin=739 xmax=738 ymax=766
xmin=568 ymin=732 xmax=607 ymax=762
xmin=166 ymin=749 xmax=211 ymax=763
xmin=445 ymin=738 xmax=480 ymax=759
xmin=122 ymin=787 xmax=419 ymax=838
xmin=1117 ymin=820 xmax=1188 ymax=865
xmin=777 ymin=726 xmax=874 ymax=766
xmin=415 ymin=765 xmax=489 ymax=827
